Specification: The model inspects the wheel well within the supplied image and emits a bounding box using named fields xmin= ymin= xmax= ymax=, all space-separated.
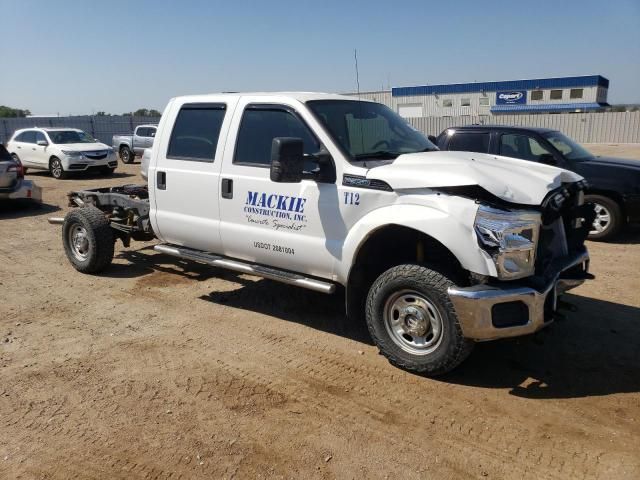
xmin=345 ymin=225 xmax=467 ymax=320
xmin=49 ymin=155 xmax=59 ymax=166
xmin=119 ymin=144 xmax=130 ymax=151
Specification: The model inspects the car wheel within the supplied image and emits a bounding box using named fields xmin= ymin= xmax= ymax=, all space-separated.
xmin=49 ymin=157 xmax=67 ymax=179
xmin=62 ymin=207 xmax=114 ymax=273
xmin=366 ymin=264 xmax=474 ymax=376
xmin=585 ymin=194 xmax=622 ymax=241
xmin=120 ymin=146 xmax=133 ymax=164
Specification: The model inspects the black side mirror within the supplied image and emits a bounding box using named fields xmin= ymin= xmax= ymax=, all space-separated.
xmin=270 ymin=137 xmax=304 ymax=183
xmin=538 ymin=153 xmax=557 ymax=165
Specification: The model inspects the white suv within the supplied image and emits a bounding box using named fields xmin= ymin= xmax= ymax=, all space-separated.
xmin=7 ymin=128 xmax=118 ymax=179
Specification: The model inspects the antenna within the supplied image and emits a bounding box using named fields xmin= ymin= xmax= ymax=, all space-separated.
xmin=354 ymin=49 xmax=361 ymax=99
xmin=353 ymin=48 xmax=365 ymax=157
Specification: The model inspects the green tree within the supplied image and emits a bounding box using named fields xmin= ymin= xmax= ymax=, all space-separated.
xmin=0 ymin=105 xmax=31 ymax=117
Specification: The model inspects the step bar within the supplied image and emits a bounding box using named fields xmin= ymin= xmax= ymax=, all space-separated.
xmin=154 ymin=244 xmax=335 ymax=294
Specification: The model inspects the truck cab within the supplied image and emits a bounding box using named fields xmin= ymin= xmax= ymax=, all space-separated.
xmin=55 ymin=93 xmax=594 ymax=376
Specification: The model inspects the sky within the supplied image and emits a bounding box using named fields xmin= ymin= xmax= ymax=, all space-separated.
xmin=0 ymin=0 xmax=639 ymax=115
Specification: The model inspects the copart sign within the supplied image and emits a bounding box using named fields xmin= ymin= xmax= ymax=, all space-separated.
xmin=496 ymin=91 xmax=527 ymax=105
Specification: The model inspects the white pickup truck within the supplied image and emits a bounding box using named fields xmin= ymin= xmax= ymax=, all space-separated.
xmin=50 ymin=92 xmax=594 ymax=375
xmin=112 ymin=124 xmax=157 ymax=164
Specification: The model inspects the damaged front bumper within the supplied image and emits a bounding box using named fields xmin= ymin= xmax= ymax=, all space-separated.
xmin=448 ymin=249 xmax=590 ymax=341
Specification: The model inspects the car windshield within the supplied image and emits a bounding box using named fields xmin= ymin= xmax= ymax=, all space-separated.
xmin=543 ymin=131 xmax=594 ymax=161
xmin=47 ymin=130 xmax=96 ymax=144
xmin=306 ymin=100 xmax=437 ymax=163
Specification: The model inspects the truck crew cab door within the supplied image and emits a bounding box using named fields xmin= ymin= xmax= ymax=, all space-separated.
xmin=151 ymin=99 xmax=237 ymax=253
xmin=218 ymin=99 xmax=340 ymax=280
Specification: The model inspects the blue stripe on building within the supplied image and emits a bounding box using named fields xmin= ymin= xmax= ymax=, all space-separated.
xmin=490 ymin=102 xmax=604 ymax=113
xmin=392 ymin=75 xmax=609 ymax=97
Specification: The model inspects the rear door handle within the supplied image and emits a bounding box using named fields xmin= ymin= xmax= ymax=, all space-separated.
xmin=157 ymin=171 xmax=166 ymax=190
xmin=221 ymin=178 xmax=233 ymax=199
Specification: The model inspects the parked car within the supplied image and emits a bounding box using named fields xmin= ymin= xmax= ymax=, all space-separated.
xmin=6 ymin=128 xmax=117 ymax=179
xmin=50 ymin=92 xmax=592 ymax=376
xmin=0 ymin=144 xmax=42 ymax=202
xmin=436 ymin=125 xmax=640 ymax=240
xmin=112 ymin=124 xmax=157 ymax=164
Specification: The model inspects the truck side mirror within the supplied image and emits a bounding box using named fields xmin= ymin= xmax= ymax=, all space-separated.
xmin=270 ymin=137 xmax=304 ymax=183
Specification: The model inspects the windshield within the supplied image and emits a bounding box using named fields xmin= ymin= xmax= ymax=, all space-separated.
xmin=306 ymin=100 xmax=437 ymax=163
xmin=543 ymin=131 xmax=593 ymax=161
xmin=48 ymin=130 xmax=96 ymax=144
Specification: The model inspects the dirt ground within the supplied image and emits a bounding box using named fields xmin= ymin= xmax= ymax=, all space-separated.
xmin=1 ymin=145 xmax=639 ymax=480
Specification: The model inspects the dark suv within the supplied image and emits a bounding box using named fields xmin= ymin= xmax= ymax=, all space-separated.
xmin=436 ymin=125 xmax=640 ymax=241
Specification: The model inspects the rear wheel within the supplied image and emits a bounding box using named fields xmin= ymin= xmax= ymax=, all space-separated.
xmin=49 ymin=157 xmax=67 ymax=179
xmin=62 ymin=207 xmax=114 ymax=273
xmin=119 ymin=146 xmax=133 ymax=164
xmin=366 ymin=264 xmax=473 ymax=376
xmin=585 ymin=194 xmax=622 ymax=241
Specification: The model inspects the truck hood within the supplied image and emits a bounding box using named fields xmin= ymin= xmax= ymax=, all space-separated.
xmin=366 ymin=151 xmax=583 ymax=205
xmin=57 ymin=142 xmax=110 ymax=152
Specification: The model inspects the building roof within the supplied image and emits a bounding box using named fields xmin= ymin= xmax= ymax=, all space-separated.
xmin=490 ymin=102 xmax=604 ymax=113
xmin=392 ymin=75 xmax=609 ymax=97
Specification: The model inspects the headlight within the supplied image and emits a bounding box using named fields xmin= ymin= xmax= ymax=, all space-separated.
xmin=61 ymin=150 xmax=83 ymax=157
xmin=474 ymin=205 xmax=541 ymax=280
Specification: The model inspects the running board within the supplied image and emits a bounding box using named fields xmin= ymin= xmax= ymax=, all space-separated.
xmin=154 ymin=244 xmax=335 ymax=294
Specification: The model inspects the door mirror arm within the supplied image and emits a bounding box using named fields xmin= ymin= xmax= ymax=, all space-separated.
xmin=303 ymin=145 xmax=336 ymax=183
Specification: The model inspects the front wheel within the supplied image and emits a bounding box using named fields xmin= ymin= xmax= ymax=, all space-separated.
xmin=585 ymin=194 xmax=622 ymax=241
xmin=366 ymin=264 xmax=473 ymax=376
xmin=119 ymin=146 xmax=134 ymax=164
xmin=62 ymin=207 xmax=114 ymax=273
xmin=49 ymin=157 xmax=67 ymax=179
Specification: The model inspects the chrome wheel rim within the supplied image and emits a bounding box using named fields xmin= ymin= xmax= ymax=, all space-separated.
xmin=68 ymin=224 xmax=90 ymax=261
xmin=122 ymin=149 xmax=129 ymax=162
xmin=590 ymin=203 xmax=611 ymax=235
xmin=383 ymin=290 xmax=444 ymax=355
xmin=51 ymin=160 xmax=62 ymax=178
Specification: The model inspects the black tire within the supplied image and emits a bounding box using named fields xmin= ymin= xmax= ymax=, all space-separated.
xmin=62 ymin=207 xmax=114 ymax=273
xmin=584 ymin=194 xmax=622 ymax=241
xmin=366 ymin=264 xmax=473 ymax=376
xmin=49 ymin=157 xmax=67 ymax=179
xmin=11 ymin=154 xmax=26 ymax=173
xmin=120 ymin=146 xmax=134 ymax=164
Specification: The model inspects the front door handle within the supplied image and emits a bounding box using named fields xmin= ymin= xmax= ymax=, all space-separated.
xmin=157 ymin=171 xmax=166 ymax=190
xmin=221 ymin=178 xmax=233 ymax=199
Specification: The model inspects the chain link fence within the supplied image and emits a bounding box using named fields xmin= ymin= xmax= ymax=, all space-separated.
xmin=0 ymin=116 xmax=160 ymax=145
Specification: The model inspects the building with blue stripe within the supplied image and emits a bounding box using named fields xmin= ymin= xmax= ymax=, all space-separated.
xmin=351 ymin=75 xmax=609 ymax=117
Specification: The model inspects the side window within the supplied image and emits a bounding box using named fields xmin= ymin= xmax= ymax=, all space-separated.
xmin=499 ymin=134 xmax=553 ymax=162
xmin=18 ymin=131 xmax=36 ymax=143
xmin=234 ymin=106 xmax=319 ymax=166
xmin=167 ymin=104 xmax=226 ymax=162
xmin=447 ymin=132 xmax=490 ymax=153
xmin=550 ymin=89 xmax=563 ymax=100
xmin=136 ymin=127 xmax=149 ymax=137
xmin=149 ymin=127 xmax=157 ymax=137
xmin=35 ymin=131 xmax=47 ymax=144
xmin=570 ymin=88 xmax=583 ymax=99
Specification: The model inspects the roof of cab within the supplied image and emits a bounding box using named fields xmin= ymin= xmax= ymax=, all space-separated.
xmin=170 ymin=92 xmax=370 ymax=103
